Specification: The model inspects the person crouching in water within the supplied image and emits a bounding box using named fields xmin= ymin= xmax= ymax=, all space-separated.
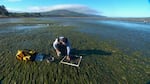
xmin=53 ymin=36 xmax=71 ymax=61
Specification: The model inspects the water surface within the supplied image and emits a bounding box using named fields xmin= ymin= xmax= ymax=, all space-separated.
xmin=0 ymin=17 xmax=149 ymax=56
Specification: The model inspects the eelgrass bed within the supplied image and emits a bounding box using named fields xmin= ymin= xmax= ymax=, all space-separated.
xmin=0 ymin=18 xmax=149 ymax=84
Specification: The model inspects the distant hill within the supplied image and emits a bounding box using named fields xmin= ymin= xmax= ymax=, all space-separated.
xmin=0 ymin=5 xmax=105 ymax=17
xmin=40 ymin=9 xmax=104 ymax=17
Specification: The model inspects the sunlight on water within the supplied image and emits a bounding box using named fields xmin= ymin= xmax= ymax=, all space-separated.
xmin=0 ymin=24 xmax=49 ymax=33
xmin=0 ymin=18 xmax=23 ymax=24
xmin=99 ymin=20 xmax=150 ymax=32
xmin=14 ymin=24 xmax=48 ymax=30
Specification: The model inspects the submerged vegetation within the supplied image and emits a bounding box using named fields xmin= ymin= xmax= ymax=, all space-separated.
xmin=0 ymin=18 xmax=150 ymax=84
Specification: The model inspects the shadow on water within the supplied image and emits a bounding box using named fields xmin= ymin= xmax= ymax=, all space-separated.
xmin=71 ymin=48 xmax=112 ymax=56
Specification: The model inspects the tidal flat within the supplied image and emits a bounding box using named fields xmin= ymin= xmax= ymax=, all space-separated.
xmin=0 ymin=17 xmax=149 ymax=84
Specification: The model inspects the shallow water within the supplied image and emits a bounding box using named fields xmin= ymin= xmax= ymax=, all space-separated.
xmin=0 ymin=23 xmax=48 ymax=34
xmin=0 ymin=17 xmax=149 ymax=56
xmin=41 ymin=17 xmax=149 ymax=56
xmin=99 ymin=20 xmax=150 ymax=32
xmin=14 ymin=24 xmax=48 ymax=30
xmin=0 ymin=18 xmax=23 ymax=24
xmin=73 ymin=20 xmax=150 ymax=56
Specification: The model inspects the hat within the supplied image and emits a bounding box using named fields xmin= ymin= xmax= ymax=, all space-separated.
xmin=59 ymin=36 xmax=68 ymax=43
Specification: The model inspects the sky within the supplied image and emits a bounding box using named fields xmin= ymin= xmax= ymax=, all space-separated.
xmin=0 ymin=0 xmax=150 ymax=17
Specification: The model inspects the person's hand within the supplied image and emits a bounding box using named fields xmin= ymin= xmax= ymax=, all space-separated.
xmin=56 ymin=50 xmax=61 ymax=56
xmin=66 ymin=56 xmax=70 ymax=61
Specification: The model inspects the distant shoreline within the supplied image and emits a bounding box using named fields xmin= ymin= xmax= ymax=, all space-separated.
xmin=0 ymin=16 xmax=150 ymax=23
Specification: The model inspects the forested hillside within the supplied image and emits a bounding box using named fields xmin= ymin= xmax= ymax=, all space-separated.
xmin=0 ymin=5 xmax=9 ymax=16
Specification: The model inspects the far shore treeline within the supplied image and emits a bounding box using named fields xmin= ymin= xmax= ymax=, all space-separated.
xmin=0 ymin=5 xmax=41 ymax=17
xmin=0 ymin=5 xmax=9 ymax=17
